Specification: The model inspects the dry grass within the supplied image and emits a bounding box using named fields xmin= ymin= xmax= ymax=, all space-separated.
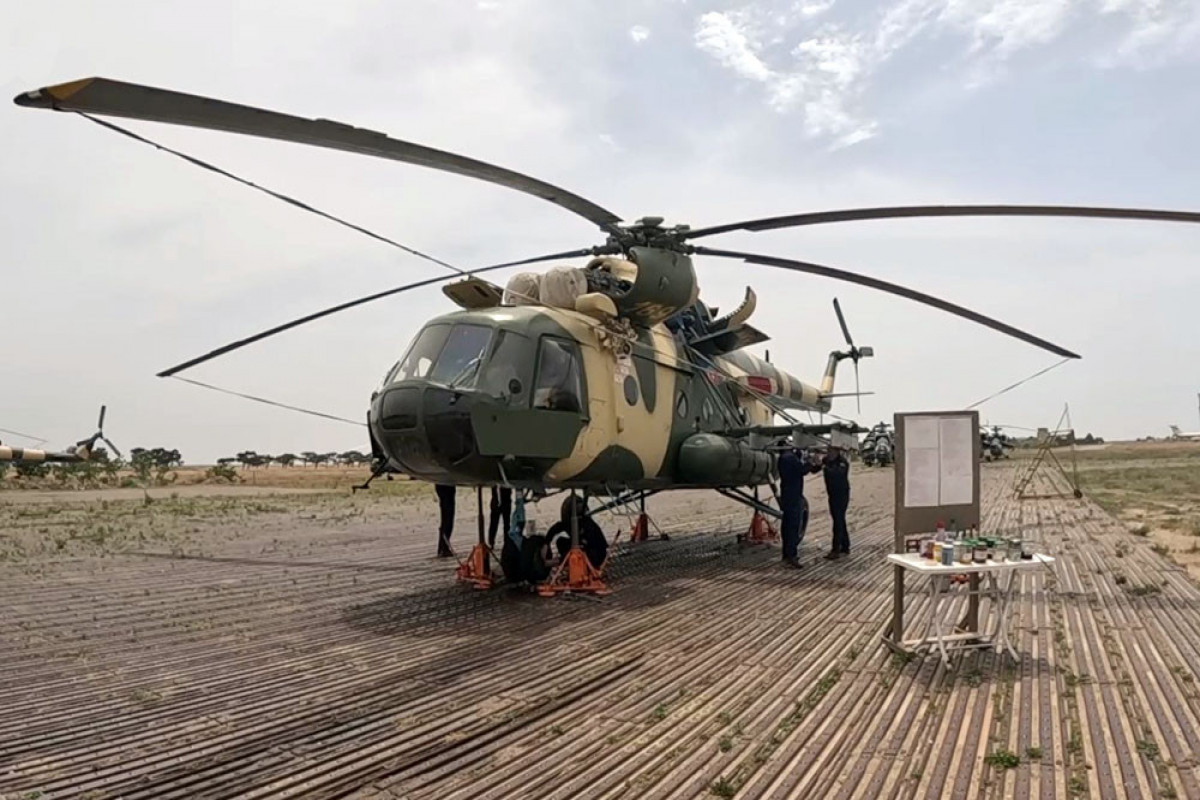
xmin=1074 ymin=442 xmax=1200 ymax=579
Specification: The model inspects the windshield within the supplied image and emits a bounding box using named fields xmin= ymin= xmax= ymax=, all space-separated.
xmin=428 ymin=324 xmax=493 ymax=389
xmin=387 ymin=324 xmax=450 ymax=385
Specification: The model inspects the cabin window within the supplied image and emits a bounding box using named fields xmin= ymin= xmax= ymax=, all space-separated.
xmin=389 ymin=323 xmax=450 ymax=383
xmin=428 ymin=324 xmax=493 ymax=389
xmin=533 ymin=338 xmax=584 ymax=413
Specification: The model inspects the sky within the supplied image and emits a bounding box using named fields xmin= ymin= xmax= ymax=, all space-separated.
xmin=2 ymin=0 xmax=1199 ymax=464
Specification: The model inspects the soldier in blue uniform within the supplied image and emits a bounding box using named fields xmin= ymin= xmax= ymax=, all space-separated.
xmin=822 ymin=446 xmax=852 ymax=559
xmin=778 ymin=445 xmax=822 ymax=568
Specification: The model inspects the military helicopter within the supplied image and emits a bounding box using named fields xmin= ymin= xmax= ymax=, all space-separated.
xmin=0 ymin=406 xmax=119 ymax=466
xmin=15 ymin=77 xmax=1200 ymax=591
xmin=980 ymin=425 xmax=1017 ymax=461
xmin=859 ymin=422 xmax=895 ymax=468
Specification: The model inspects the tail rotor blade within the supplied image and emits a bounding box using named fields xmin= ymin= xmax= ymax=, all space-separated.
xmin=833 ymin=298 xmax=854 ymax=348
xmin=102 ymin=436 xmax=122 ymax=460
xmin=854 ymin=361 xmax=861 ymax=415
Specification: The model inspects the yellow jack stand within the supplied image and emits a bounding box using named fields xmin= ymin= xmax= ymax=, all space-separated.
xmin=455 ymin=543 xmax=494 ymax=590
xmin=743 ymin=511 xmax=778 ymax=545
xmin=537 ymin=546 xmax=610 ymax=597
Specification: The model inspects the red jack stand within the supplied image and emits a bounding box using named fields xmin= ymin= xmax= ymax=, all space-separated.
xmin=455 ymin=543 xmax=494 ymax=590
xmin=743 ymin=511 xmax=778 ymax=545
xmin=456 ymin=487 xmax=495 ymax=590
xmin=537 ymin=545 xmax=610 ymax=597
xmin=630 ymin=513 xmax=651 ymax=543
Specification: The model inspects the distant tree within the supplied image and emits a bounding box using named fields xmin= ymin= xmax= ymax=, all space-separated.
xmin=217 ymin=457 xmax=238 ymax=467
xmin=340 ymin=450 xmax=368 ymax=465
xmin=276 ymin=453 xmax=297 ymax=468
xmin=236 ymin=450 xmax=260 ymax=469
xmin=300 ymin=451 xmax=319 ymax=467
xmin=130 ymin=447 xmax=183 ymax=485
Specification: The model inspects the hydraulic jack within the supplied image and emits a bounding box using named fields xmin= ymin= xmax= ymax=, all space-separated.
xmin=537 ymin=491 xmax=610 ymax=597
xmin=455 ymin=487 xmax=495 ymax=590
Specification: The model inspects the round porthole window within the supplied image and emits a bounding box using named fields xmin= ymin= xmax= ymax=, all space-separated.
xmin=623 ymin=375 xmax=639 ymax=405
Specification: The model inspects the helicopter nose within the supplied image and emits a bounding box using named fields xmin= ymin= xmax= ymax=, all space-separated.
xmin=373 ymin=383 xmax=478 ymax=474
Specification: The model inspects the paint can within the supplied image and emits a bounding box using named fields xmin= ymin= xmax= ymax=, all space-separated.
xmin=942 ymin=543 xmax=955 ymax=566
xmin=1007 ymin=538 xmax=1022 ymax=561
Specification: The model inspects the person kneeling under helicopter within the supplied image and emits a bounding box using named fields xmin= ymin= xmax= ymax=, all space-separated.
xmin=547 ymin=495 xmax=608 ymax=570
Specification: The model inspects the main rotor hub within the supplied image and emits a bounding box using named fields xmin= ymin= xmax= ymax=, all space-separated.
xmin=603 ymin=216 xmax=693 ymax=253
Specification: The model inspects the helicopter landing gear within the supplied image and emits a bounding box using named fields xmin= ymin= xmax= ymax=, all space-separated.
xmin=456 ymin=487 xmax=495 ymax=590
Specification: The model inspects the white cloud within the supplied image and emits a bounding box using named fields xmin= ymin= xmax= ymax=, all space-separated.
xmin=797 ymin=0 xmax=837 ymax=17
xmin=630 ymin=24 xmax=651 ymax=43
xmin=694 ymin=0 xmax=1200 ymax=148
xmin=695 ymin=11 xmax=775 ymax=83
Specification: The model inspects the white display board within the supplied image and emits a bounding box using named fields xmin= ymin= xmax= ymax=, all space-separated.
xmin=903 ymin=415 xmax=974 ymax=507
xmin=894 ymin=411 xmax=980 ymax=535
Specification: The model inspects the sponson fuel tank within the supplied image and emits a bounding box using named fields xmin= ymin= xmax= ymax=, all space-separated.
xmin=677 ymin=433 xmax=775 ymax=486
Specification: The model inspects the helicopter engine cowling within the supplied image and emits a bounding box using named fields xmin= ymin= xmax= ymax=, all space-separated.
xmin=586 ymin=247 xmax=699 ymax=327
xmin=677 ymin=432 xmax=775 ymax=486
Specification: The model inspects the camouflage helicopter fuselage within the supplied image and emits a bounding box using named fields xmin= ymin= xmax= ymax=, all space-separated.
xmin=367 ymin=251 xmax=850 ymax=492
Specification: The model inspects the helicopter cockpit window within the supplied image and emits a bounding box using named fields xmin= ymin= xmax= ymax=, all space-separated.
xmin=479 ymin=330 xmax=532 ymax=404
xmin=429 ymin=324 xmax=493 ymax=389
xmin=388 ymin=323 xmax=450 ymax=384
xmin=533 ymin=338 xmax=584 ymax=413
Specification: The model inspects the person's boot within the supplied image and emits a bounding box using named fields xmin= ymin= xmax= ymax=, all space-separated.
xmin=824 ymin=550 xmax=840 ymax=561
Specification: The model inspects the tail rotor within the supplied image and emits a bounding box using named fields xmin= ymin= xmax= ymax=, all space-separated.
xmin=832 ymin=299 xmax=872 ymax=413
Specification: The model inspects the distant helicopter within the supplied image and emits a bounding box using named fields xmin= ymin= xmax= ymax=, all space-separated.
xmin=17 ymin=76 xmax=1200 ymax=591
xmin=0 ymin=406 xmax=119 ymax=466
xmin=979 ymin=425 xmax=1017 ymax=461
xmin=859 ymin=422 xmax=894 ymax=467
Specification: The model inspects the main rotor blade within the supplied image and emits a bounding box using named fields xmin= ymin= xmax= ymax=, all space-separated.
xmin=832 ymin=298 xmax=854 ymax=348
xmin=692 ymin=246 xmax=1081 ymax=359
xmin=15 ymin=77 xmax=622 ymax=232
xmin=685 ymin=204 xmax=1200 ymax=239
xmin=156 ymin=247 xmax=597 ymax=377
xmin=97 ymin=404 xmax=106 ymax=431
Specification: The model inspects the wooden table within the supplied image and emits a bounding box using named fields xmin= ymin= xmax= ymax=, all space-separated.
xmin=885 ymin=552 xmax=1056 ymax=667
